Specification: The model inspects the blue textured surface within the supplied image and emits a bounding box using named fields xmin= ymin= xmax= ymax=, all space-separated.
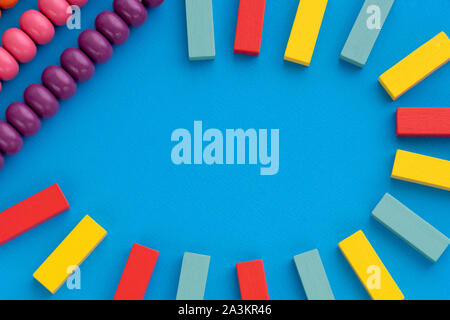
xmin=0 ymin=0 xmax=448 ymax=300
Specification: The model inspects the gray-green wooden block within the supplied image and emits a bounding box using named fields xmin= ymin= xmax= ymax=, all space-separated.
xmin=372 ymin=193 xmax=449 ymax=262
xmin=185 ymin=0 xmax=215 ymax=61
xmin=294 ymin=249 xmax=335 ymax=300
xmin=340 ymin=0 xmax=394 ymax=67
xmin=176 ymin=252 xmax=210 ymax=300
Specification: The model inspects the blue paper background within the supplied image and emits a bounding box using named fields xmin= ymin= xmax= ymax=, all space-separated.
xmin=0 ymin=0 xmax=449 ymax=300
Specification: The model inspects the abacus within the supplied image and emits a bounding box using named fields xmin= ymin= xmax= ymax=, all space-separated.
xmin=0 ymin=0 xmax=163 ymax=170
xmin=0 ymin=0 xmax=91 ymax=92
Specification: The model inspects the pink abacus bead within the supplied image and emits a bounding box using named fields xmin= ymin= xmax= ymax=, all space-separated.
xmin=143 ymin=0 xmax=164 ymax=8
xmin=38 ymin=0 xmax=72 ymax=26
xmin=0 ymin=121 xmax=23 ymax=155
xmin=0 ymin=47 xmax=19 ymax=80
xmin=19 ymin=10 xmax=55 ymax=45
xmin=2 ymin=28 xmax=37 ymax=63
xmin=67 ymin=0 xmax=88 ymax=6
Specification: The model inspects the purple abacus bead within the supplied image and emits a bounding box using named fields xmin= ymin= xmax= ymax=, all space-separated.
xmin=143 ymin=0 xmax=164 ymax=8
xmin=24 ymin=84 xmax=59 ymax=118
xmin=78 ymin=29 xmax=113 ymax=64
xmin=60 ymin=48 xmax=95 ymax=82
xmin=42 ymin=65 xmax=77 ymax=100
xmin=6 ymin=102 xmax=41 ymax=137
xmin=113 ymin=0 xmax=147 ymax=27
xmin=0 ymin=121 xmax=23 ymax=155
xmin=0 ymin=152 xmax=3 ymax=170
xmin=95 ymin=11 xmax=130 ymax=45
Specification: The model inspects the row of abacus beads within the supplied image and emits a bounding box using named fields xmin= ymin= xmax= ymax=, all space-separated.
xmin=0 ymin=0 xmax=165 ymax=170
xmin=0 ymin=0 xmax=19 ymax=18
xmin=0 ymin=0 xmax=90 ymax=92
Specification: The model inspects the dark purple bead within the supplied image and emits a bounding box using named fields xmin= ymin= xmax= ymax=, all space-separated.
xmin=113 ymin=0 xmax=147 ymax=27
xmin=6 ymin=102 xmax=41 ymax=137
xmin=0 ymin=152 xmax=3 ymax=170
xmin=143 ymin=0 xmax=164 ymax=8
xmin=24 ymin=84 xmax=59 ymax=118
xmin=0 ymin=120 xmax=23 ymax=155
xmin=95 ymin=11 xmax=130 ymax=45
xmin=78 ymin=29 xmax=113 ymax=64
xmin=42 ymin=66 xmax=77 ymax=100
xmin=60 ymin=48 xmax=95 ymax=82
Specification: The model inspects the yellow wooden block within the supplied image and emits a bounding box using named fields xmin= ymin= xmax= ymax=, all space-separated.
xmin=33 ymin=215 xmax=107 ymax=294
xmin=339 ymin=230 xmax=404 ymax=300
xmin=284 ymin=0 xmax=328 ymax=66
xmin=379 ymin=32 xmax=450 ymax=100
xmin=391 ymin=150 xmax=450 ymax=191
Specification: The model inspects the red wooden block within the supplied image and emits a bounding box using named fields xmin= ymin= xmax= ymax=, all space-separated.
xmin=0 ymin=184 xmax=69 ymax=246
xmin=397 ymin=107 xmax=450 ymax=137
xmin=234 ymin=0 xmax=266 ymax=56
xmin=113 ymin=243 xmax=159 ymax=300
xmin=236 ymin=259 xmax=269 ymax=300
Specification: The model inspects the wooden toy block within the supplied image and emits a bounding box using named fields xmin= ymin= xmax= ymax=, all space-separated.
xmin=284 ymin=0 xmax=328 ymax=66
xmin=391 ymin=150 xmax=450 ymax=191
xmin=396 ymin=107 xmax=450 ymax=137
xmin=0 ymin=184 xmax=69 ymax=246
xmin=33 ymin=215 xmax=107 ymax=294
xmin=379 ymin=32 xmax=450 ymax=100
xmin=293 ymin=249 xmax=335 ymax=300
xmin=236 ymin=259 xmax=269 ymax=300
xmin=176 ymin=252 xmax=210 ymax=300
xmin=339 ymin=230 xmax=404 ymax=300
xmin=234 ymin=0 xmax=266 ymax=56
xmin=340 ymin=0 xmax=395 ymax=67
xmin=372 ymin=193 xmax=449 ymax=262
xmin=113 ymin=244 xmax=159 ymax=300
xmin=185 ymin=0 xmax=215 ymax=61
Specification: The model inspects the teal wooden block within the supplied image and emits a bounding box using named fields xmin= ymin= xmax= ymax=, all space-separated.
xmin=372 ymin=193 xmax=449 ymax=262
xmin=185 ymin=0 xmax=215 ymax=61
xmin=176 ymin=252 xmax=210 ymax=300
xmin=293 ymin=249 xmax=335 ymax=300
xmin=340 ymin=0 xmax=394 ymax=67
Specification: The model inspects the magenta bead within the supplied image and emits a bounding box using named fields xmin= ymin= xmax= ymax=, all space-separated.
xmin=24 ymin=84 xmax=59 ymax=118
xmin=38 ymin=0 xmax=72 ymax=26
xmin=0 ymin=121 xmax=23 ymax=155
xmin=6 ymin=102 xmax=41 ymax=137
xmin=95 ymin=11 xmax=130 ymax=45
xmin=0 ymin=47 xmax=19 ymax=81
xmin=78 ymin=29 xmax=113 ymax=64
xmin=0 ymin=152 xmax=3 ymax=170
xmin=60 ymin=48 xmax=95 ymax=81
xmin=113 ymin=0 xmax=147 ymax=27
xmin=19 ymin=10 xmax=55 ymax=45
xmin=42 ymin=66 xmax=77 ymax=100
xmin=2 ymin=28 xmax=37 ymax=63
xmin=67 ymin=0 xmax=88 ymax=6
xmin=143 ymin=0 xmax=164 ymax=8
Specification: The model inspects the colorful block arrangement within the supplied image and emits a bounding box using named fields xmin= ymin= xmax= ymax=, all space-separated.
xmin=294 ymin=249 xmax=334 ymax=300
xmin=340 ymin=0 xmax=394 ymax=67
xmin=33 ymin=215 xmax=107 ymax=294
xmin=236 ymin=259 xmax=269 ymax=300
xmin=114 ymin=244 xmax=159 ymax=300
xmin=176 ymin=252 xmax=211 ymax=300
xmin=0 ymin=0 xmax=448 ymax=300
xmin=372 ymin=193 xmax=449 ymax=262
xmin=339 ymin=230 xmax=404 ymax=300
xmin=391 ymin=150 xmax=450 ymax=191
